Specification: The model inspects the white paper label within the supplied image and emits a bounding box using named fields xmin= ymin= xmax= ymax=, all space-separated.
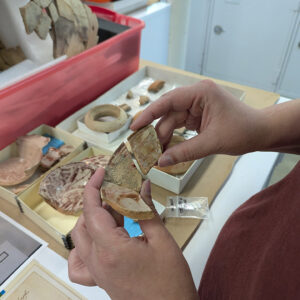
xmin=0 ymin=241 xmax=27 ymax=285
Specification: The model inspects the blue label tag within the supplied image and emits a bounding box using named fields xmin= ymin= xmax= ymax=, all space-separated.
xmin=42 ymin=134 xmax=64 ymax=155
xmin=124 ymin=217 xmax=142 ymax=237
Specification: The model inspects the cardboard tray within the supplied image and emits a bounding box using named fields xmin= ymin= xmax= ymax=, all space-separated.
xmin=16 ymin=146 xmax=167 ymax=249
xmin=0 ymin=125 xmax=85 ymax=207
xmin=16 ymin=147 xmax=110 ymax=248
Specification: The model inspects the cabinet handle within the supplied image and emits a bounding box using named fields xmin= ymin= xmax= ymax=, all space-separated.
xmin=214 ymin=25 xmax=225 ymax=35
xmin=298 ymin=42 xmax=300 ymax=49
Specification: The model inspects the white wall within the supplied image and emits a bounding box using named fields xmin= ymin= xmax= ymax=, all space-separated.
xmin=277 ymin=18 xmax=300 ymax=99
xmin=184 ymin=0 xmax=210 ymax=74
xmin=179 ymin=0 xmax=300 ymax=98
xmin=129 ymin=2 xmax=171 ymax=65
xmin=166 ymin=0 xmax=192 ymax=69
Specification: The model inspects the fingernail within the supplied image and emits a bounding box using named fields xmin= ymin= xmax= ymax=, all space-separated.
xmin=158 ymin=154 xmax=174 ymax=167
xmin=145 ymin=180 xmax=151 ymax=196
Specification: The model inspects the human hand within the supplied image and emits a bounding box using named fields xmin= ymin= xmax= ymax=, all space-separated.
xmin=68 ymin=168 xmax=198 ymax=300
xmin=131 ymin=80 xmax=267 ymax=166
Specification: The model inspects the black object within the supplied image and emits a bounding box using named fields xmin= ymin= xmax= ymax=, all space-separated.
xmin=97 ymin=17 xmax=130 ymax=43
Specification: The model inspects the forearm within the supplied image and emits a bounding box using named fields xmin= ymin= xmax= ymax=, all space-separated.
xmin=259 ymin=99 xmax=300 ymax=154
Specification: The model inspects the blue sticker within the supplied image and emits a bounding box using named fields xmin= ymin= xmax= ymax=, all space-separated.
xmin=42 ymin=134 xmax=64 ymax=155
xmin=124 ymin=217 xmax=142 ymax=237
xmin=0 ymin=290 xmax=6 ymax=297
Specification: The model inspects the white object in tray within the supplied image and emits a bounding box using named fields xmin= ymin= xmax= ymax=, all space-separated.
xmin=84 ymin=0 xmax=148 ymax=14
xmin=0 ymin=56 xmax=67 ymax=90
xmin=0 ymin=0 xmax=53 ymax=64
xmin=77 ymin=116 xmax=132 ymax=144
xmin=147 ymin=159 xmax=204 ymax=194
xmin=0 ymin=60 xmax=38 ymax=89
xmin=0 ymin=1 xmax=67 ymax=91
xmin=73 ymin=128 xmax=133 ymax=152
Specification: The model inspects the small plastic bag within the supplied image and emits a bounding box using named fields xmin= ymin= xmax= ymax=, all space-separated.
xmin=164 ymin=196 xmax=209 ymax=219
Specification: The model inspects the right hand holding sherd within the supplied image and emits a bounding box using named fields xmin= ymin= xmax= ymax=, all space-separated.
xmin=131 ymin=79 xmax=268 ymax=167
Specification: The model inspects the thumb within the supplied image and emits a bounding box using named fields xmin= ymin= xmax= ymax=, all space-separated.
xmin=138 ymin=180 xmax=168 ymax=240
xmin=158 ymin=131 xmax=216 ymax=166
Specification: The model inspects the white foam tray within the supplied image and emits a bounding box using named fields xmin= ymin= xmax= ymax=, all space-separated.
xmin=147 ymin=159 xmax=204 ymax=194
xmin=57 ymin=65 xmax=245 ymax=193
xmin=77 ymin=115 xmax=132 ymax=144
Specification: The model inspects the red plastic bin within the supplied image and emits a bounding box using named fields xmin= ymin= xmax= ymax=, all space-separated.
xmin=0 ymin=7 xmax=144 ymax=149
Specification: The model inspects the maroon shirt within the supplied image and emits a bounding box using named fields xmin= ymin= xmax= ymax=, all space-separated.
xmin=198 ymin=161 xmax=300 ymax=300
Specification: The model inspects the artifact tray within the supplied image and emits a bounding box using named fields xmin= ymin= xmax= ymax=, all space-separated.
xmin=0 ymin=125 xmax=85 ymax=207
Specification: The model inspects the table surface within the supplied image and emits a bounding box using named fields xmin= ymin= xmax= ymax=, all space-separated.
xmin=0 ymin=61 xmax=287 ymax=299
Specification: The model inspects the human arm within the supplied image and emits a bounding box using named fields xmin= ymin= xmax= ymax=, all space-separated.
xmin=131 ymin=80 xmax=300 ymax=167
xmin=258 ymin=100 xmax=300 ymax=154
xmin=68 ymin=168 xmax=198 ymax=300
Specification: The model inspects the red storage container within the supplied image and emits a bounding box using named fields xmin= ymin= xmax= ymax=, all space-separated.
xmin=0 ymin=7 xmax=144 ymax=149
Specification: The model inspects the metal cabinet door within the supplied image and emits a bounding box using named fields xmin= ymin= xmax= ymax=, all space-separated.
xmin=277 ymin=21 xmax=300 ymax=99
xmin=203 ymin=0 xmax=299 ymax=91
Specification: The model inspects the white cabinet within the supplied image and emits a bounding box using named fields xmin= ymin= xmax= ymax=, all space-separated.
xmin=129 ymin=2 xmax=171 ymax=65
xmin=183 ymin=0 xmax=300 ymax=96
xmin=277 ymin=20 xmax=300 ymax=99
xmin=202 ymin=0 xmax=299 ymax=91
xmin=184 ymin=0 xmax=210 ymax=74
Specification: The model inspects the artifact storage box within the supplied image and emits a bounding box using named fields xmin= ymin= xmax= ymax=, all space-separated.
xmin=0 ymin=125 xmax=85 ymax=206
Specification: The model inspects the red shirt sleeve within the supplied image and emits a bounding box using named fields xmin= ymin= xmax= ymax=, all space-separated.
xmin=198 ymin=161 xmax=300 ymax=300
